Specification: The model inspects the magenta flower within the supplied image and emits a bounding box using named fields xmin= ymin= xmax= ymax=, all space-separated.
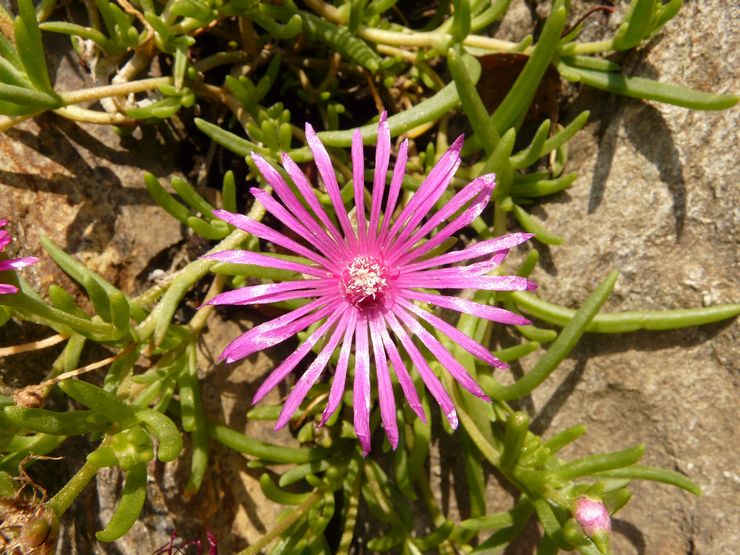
xmin=0 ymin=219 xmax=38 ymax=295
xmin=204 ymin=113 xmax=535 ymax=454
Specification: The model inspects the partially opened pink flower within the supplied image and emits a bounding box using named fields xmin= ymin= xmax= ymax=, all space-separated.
xmin=204 ymin=113 xmax=535 ymax=454
xmin=0 ymin=219 xmax=38 ymax=295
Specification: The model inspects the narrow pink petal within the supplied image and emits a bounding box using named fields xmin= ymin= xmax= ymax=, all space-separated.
xmin=281 ymin=152 xmax=345 ymax=245
xmin=392 ymin=180 xmax=493 ymax=266
xmin=377 ymin=319 xmax=426 ymax=422
xmin=251 ymin=187 xmax=345 ymax=260
xmin=0 ymin=232 xmax=11 ymax=250
xmin=368 ymin=112 xmax=390 ymax=244
xmin=382 ymin=136 xmax=464 ymax=250
xmin=274 ymin=309 xmax=350 ymax=430
xmin=396 ymin=275 xmax=537 ymax=292
xmin=401 ymin=233 xmax=533 ymax=273
xmin=219 ymin=298 xmax=335 ymax=363
xmin=0 ymin=256 xmax=38 ymax=271
xmin=402 ymin=258 xmax=507 ymax=280
xmin=0 ymin=219 xmax=8 ymax=227
xmin=401 ymin=290 xmax=531 ymax=326
xmin=0 ymin=284 xmax=19 ymax=294
xmin=212 ymin=209 xmax=336 ymax=270
xmin=397 ymin=298 xmax=508 ymax=369
xmin=252 ymin=153 xmax=345 ymax=256
xmin=352 ymin=128 xmax=367 ymax=246
xmin=384 ymin=311 xmax=458 ymax=429
xmin=378 ymin=138 xmax=408 ymax=240
xmin=393 ymin=306 xmax=490 ymax=400
xmin=353 ymin=315 xmax=372 ymax=456
xmin=390 ymin=174 xmax=493 ymax=259
xmin=251 ymin=305 xmax=346 ymax=404
xmin=206 ymin=280 xmax=332 ymax=306
xmin=202 ymin=250 xmax=330 ymax=278
xmin=368 ymin=313 xmax=398 ymax=449
xmin=305 ymin=123 xmax=356 ymax=242
xmin=320 ymin=309 xmax=358 ymax=426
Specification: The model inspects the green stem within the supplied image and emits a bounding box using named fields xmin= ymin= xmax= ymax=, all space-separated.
xmin=487 ymin=271 xmax=619 ymax=401
xmin=46 ymin=461 xmax=98 ymax=517
xmin=236 ymin=489 xmax=323 ymax=555
xmin=511 ymin=292 xmax=740 ymax=333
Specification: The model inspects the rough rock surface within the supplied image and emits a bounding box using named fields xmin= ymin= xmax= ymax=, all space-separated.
xmin=511 ymin=1 xmax=739 ymax=553
xmin=0 ymin=0 xmax=737 ymax=553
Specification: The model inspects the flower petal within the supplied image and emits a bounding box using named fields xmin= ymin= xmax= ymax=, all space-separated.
xmin=397 ymin=274 xmax=536 ymax=291
xmin=400 ymin=233 xmax=533 ymax=273
xmin=251 ymin=305 xmax=346 ymax=404
xmin=206 ymin=280 xmax=332 ymax=306
xmin=220 ymin=298 xmax=336 ymax=363
xmin=274 ymin=309 xmax=351 ymax=430
xmin=393 ymin=177 xmax=493 ymax=265
xmin=397 ymin=298 xmax=509 ymax=369
xmin=381 ymin=135 xmax=463 ymax=249
xmin=305 ymin=123 xmax=356 ymax=242
xmin=250 ymin=187 xmax=345 ymax=260
xmin=352 ymin=128 xmax=367 ymax=246
xmin=377 ymin=318 xmax=426 ymax=422
xmin=212 ymin=209 xmax=336 ymax=270
xmin=391 ymin=174 xmax=493 ymax=260
xmin=369 ymin=112 xmax=390 ymax=243
xmin=353 ymin=315 xmax=372 ymax=456
xmin=369 ymin=313 xmax=398 ymax=449
xmin=0 ymin=284 xmax=18 ymax=294
xmin=379 ymin=138 xmax=408 ymax=239
xmin=384 ymin=311 xmax=458 ymax=429
xmin=320 ymin=309 xmax=358 ymax=426
xmin=393 ymin=305 xmax=491 ymax=400
xmin=281 ymin=152 xmax=345 ymax=244
xmin=202 ymin=250 xmax=330 ymax=278
xmin=0 ymin=256 xmax=38 ymax=271
xmin=252 ymin=153 xmax=345 ymax=257
xmin=401 ymin=290 xmax=531 ymax=325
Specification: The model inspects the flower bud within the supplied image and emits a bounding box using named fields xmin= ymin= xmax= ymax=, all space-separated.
xmin=574 ymin=496 xmax=611 ymax=554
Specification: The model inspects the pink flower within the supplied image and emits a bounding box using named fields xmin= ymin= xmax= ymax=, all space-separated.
xmin=204 ymin=113 xmax=535 ymax=455
xmin=0 ymin=219 xmax=38 ymax=295
xmin=574 ymin=497 xmax=612 ymax=537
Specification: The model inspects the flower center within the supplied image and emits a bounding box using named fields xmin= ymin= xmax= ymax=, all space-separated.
xmin=341 ymin=256 xmax=390 ymax=308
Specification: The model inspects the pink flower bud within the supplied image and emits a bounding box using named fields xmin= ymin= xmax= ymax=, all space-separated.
xmin=574 ymin=496 xmax=612 ymax=537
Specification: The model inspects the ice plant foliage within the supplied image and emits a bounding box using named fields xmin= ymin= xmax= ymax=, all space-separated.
xmin=204 ymin=113 xmax=536 ymax=454
xmin=0 ymin=219 xmax=37 ymax=294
